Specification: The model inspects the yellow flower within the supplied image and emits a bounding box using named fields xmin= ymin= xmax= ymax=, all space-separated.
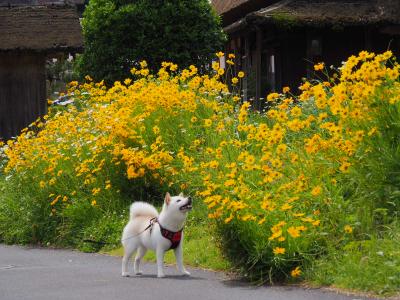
xmin=258 ymin=217 xmax=266 ymax=225
xmin=344 ymin=225 xmax=353 ymax=233
xmin=204 ymin=119 xmax=212 ymax=127
xmin=280 ymin=203 xmax=292 ymax=211
xmin=276 ymin=144 xmax=287 ymax=155
xmin=216 ymin=51 xmax=224 ymax=58
xmin=224 ymin=214 xmax=234 ymax=224
xmin=282 ymin=86 xmax=290 ymax=93
xmin=273 ymin=247 xmax=286 ymax=255
xmin=314 ymin=62 xmax=325 ymax=71
xmin=339 ymin=162 xmax=351 ymax=173
xmin=291 ymin=266 xmax=302 ymax=277
xmin=224 ymin=179 xmax=235 ymax=187
xmin=92 ymin=188 xmax=101 ymax=196
xmin=153 ymin=126 xmax=160 ymax=135
xmin=231 ymin=77 xmax=239 ymax=84
xmin=287 ymin=226 xmax=300 ymax=238
xmin=91 ymin=200 xmax=97 ymax=206
xmin=139 ymin=60 xmax=147 ymax=68
xmin=209 ymin=160 xmax=219 ymax=169
xmin=312 ymin=220 xmax=321 ymax=226
xmin=267 ymin=92 xmax=280 ymax=102
xmin=238 ymin=71 xmax=245 ymax=78
xmin=311 ymin=186 xmax=322 ymax=196
xmin=368 ymin=127 xmax=377 ymax=136
xmin=245 ymin=155 xmax=255 ymax=165
xmin=290 ymin=106 xmax=302 ymax=117
xmin=268 ymin=229 xmax=282 ymax=240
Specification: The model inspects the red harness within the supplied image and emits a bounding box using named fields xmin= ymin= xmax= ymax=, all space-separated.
xmin=159 ymin=223 xmax=183 ymax=250
xmin=149 ymin=218 xmax=183 ymax=250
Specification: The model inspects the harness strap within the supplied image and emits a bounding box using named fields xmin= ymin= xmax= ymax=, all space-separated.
xmin=121 ymin=217 xmax=157 ymax=243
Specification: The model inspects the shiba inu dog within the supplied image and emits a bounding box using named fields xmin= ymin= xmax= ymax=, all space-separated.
xmin=121 ymin=193 xmax=192 ymax=278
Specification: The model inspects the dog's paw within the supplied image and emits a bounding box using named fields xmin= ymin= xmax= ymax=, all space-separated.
xmin=181 ymin=270 xmax=191 ymax=276
xmin=121 ymin=272 xmax=130 ymax=277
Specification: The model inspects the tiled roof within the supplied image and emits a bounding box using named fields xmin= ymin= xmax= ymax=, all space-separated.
xmin=0 ymin=4 xmax=83 ymax=51
xmin=211 ymin=0 xmax=250 ymax=15
xmin=251 ymin=0 xmax=400 ymax=26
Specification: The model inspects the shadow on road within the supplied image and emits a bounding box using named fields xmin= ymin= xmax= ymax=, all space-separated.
xmin=125 ymin=274 xmax=206 ymax=281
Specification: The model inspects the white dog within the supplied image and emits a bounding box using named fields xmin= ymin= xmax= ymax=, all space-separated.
xmin=121 ymin=192 xmax=192 ymax=278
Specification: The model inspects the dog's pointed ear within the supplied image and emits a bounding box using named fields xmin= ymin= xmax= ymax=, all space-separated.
xmin=179 ymin=192 xmax=184 ymax=197
xmin=165 ymin=192 xmax=171 ymax=206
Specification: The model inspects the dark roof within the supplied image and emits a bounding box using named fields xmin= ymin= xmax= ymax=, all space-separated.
xmin=0 ymin=4 xmax=83 ymax=52
xmin=214 ymin=0 xmax=400 ymax=32
xmin=251 ymin=0 xmax=400 ymax=26
xmin=0 ymin=0 xmax=65 ymax=6
xmin=0 ymin=0 xmax=85 ymax=6
xmin=211 ymin=0 xmax=250 ymax=15
xmin=212 ymin=0 xmax=280 ymax=27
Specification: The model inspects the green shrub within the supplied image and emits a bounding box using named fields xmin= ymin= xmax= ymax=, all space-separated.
xmin=77 ymin=0 xmax=226 ymax=83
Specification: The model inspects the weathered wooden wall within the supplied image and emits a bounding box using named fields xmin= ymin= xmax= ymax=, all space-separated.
xmin=0 ymin=52 xmax=46 ymax=141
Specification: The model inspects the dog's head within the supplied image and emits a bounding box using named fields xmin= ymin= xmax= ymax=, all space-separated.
xmin=163 ymin=192 xmax=192 ymax=216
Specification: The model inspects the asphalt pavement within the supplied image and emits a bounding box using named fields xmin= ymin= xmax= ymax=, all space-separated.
xmin=0 ymin=244 xmax=374 ymax=300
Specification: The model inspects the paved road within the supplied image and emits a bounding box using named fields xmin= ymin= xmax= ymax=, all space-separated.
xmin=0 ymin=244 xmax=373 ymax=300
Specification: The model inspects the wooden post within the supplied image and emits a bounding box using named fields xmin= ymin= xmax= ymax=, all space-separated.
xmin=243 ymin=34 xmax=250 ymax=102
xmin=0 ymin=52 xmax=47 ymax=141
xmin=255 ymin=26 xmax=263 ymax=110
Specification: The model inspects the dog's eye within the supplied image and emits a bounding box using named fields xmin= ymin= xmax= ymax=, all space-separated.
xmin=176 ymin=199 xmax=181 ymax=203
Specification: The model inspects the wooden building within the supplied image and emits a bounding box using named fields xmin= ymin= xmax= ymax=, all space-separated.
xmin=212 ymin=0 xmax=400 ymax=109
xmin=0 ymin=0 xmax=83 ymax=141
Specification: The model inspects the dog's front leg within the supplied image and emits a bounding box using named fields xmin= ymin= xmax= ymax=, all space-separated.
xmin=174 ymin=242 xmax=190 ymax=276
xmin=156 ymin=246 xmax=166 ymax=278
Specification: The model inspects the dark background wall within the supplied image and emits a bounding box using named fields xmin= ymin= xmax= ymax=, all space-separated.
xmin=0 ymin=52 xmax=46 ymax=140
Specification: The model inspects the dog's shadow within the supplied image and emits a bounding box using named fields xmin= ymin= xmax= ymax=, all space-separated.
xmin=127 ymin=274 xmax=205 ymax=281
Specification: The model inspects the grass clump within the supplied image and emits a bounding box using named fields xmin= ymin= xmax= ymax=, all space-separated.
xmin=307 ymin=228 xmax=400 ymax=296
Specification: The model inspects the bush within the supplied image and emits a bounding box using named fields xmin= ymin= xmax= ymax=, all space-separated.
xmin=1 ymin=51 xmax=400 ymax=291
xmin=77 ymin=0 xmax=226 ymax=83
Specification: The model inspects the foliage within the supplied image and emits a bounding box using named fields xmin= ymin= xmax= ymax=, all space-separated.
xmin=1 ymin=51 xmax=400 ymax=293
xmin=307 ymin=227 xmax=400 ymax=296
xmin=77 ymin=0 xmax=226 ymax=84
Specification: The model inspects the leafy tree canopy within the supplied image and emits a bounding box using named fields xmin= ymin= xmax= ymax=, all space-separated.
xmin=78 ymin=0 xmax=226 ymax=84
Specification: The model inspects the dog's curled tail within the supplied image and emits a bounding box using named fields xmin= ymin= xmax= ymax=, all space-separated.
xmin=129 ymin=201 xmax=159 ymax=220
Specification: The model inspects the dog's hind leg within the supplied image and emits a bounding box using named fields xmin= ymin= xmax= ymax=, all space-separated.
xmin=121 ymin=241 xmax=138 ymax=277
xmin=134 ymin=246 xmax=147 ymax=275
